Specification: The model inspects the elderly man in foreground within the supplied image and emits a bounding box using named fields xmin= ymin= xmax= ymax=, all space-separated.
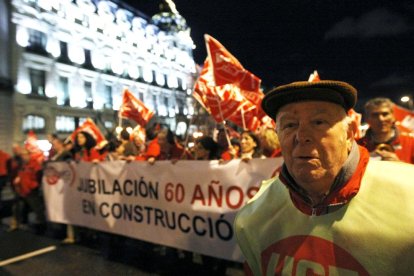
xmin=234 ymin=80 xmax=414 ymax=275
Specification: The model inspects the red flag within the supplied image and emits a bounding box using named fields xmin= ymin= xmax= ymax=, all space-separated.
xmin=194 ymin=35 xmax=265 ymax=126
xmin=393 ymin=104 xmax=414 ymax=131
xmin=119 ymin=89 xmax=154 ymax=127
xmin=70 ymin=118 xmax=105 ymax=144
xmin=193 ymin=59 xmax=244 ymax=122
xmin=205 ymin=34 xmax=261 ymax=92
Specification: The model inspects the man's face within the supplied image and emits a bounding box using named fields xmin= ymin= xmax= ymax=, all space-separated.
xmin=366 ymin=104 xmax=395 ymax=135
xmin=276 ymin=101 xmax=352 ymax=195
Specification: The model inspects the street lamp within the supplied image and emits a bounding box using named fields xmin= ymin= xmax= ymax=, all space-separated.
xmin=400 ymin=95 xmax=413 ymax=110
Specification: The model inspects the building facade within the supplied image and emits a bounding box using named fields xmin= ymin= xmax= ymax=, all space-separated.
xmin=0 ymin=0 xmax=198 ymax=151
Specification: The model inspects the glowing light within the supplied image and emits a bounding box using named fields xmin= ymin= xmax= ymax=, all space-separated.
xmin=91 ymin=51 xmax=106 ymax=70
xmin=68 ymin=44 xmax=85 ymax=64
xmin=181 ymin=79 xmax=187 ymax=90
xmin=111 ymin=57 xmax=124 ymax=75
xmin=16 ymin=26 xmax=29 ymax=47
xmin=128 ymin=64 xmax=139 ymax=79
xmin=401 ymin=96 xmax=410 ymax=103
xmin=176 ymin=121 xmax=187 ymax=136
xmin=126 ymin=127 xmax=133 ymax=133
xmin=168 ymin=108 xmax=175 ymax=118
xmin=46 ymin=38 xmax=61 ymax=58
xmin=143 ymin=68 xmax=153 ymax=83
xmin=167 ymin=74 xmax=178 ymax=88
xmin=38 ymin=0 xmax=53 ymax=11
xmin=115 ymin=126 xmax=123 ymax=134
xmin=192 ymin=131 xmax=203 ymax=139
xmin=37 ymin=140 xmax=52 ymax=152
xmin=16 ymin=79 xmax=31 ymax=94
xmin=156 ymin=72 xmax=165 ymax=86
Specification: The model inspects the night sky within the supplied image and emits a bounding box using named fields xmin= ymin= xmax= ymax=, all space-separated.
xmin=125 ymin=0 xmax=414 ymax=110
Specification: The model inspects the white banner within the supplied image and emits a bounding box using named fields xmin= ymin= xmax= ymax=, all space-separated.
xmin=42 ymin=158 xmax=283 ymax=262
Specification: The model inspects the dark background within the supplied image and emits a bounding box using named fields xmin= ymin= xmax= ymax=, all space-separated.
xmin=123 ymin=0 xmax=414 ymax=109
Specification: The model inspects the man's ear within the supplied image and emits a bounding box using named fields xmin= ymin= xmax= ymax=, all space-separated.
xmin=347 ymin=118 xmax=355 ymax=152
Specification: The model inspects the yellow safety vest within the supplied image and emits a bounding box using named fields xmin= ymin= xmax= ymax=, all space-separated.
xmin=235 ymin=160 xmax=414 ymax=275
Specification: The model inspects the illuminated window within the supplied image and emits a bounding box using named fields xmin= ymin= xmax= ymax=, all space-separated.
xmin=59 ymin=41 xmax=69 ymax=62
xmin=68 ymin=43 xmax=85 ymax=64
xmin=58 ymin=76 xmax=70 ymax=106
xmin=55 ymin=116 xmax=75 ymax=133
xmin=23 ymin=115 xmax=45 ymax=132
xmin=28 ymin=30 xmax=46 ymax=50
xmin=84 ymin=81 xmax=93 ymax=108
xmin=152 ymin=95 xmax=158 ymax=113
xmin=46 ymin=38 xmax=61 ymax=58
xmin=29 ymin=68 xmax=46 ymax=96
xmin=156 ymin=72 xmax=165 ymax=86
xmin=104 ymin=85 xmax=113 ymax=109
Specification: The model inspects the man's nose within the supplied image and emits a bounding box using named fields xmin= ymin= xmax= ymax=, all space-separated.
xmin=295 ymin=124 xmax=312 ymax=144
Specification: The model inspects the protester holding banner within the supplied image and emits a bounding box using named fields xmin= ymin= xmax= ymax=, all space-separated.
xmin=146 ymin=127 xmax=192 ymax=164
xmin=235 ymin=79 xmax=414 ymax=275
xmin=193 ymin=136 xmax=220 ymax=160
xmin=357 ymin=97 xmax=414 ymax=163
xmin=131 ymin=126 xmax=148 ymax=161
xmin=73 ymin=131 xmax=102 ymax=162
xmin=50 ymin=138 xmax=73 ymax=162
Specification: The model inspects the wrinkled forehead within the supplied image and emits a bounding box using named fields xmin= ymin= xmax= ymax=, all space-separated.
xmin=276 ymin=101 xmax=346 ymax=121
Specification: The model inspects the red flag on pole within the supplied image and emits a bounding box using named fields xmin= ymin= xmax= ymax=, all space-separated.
xmin=193 ymin=59 xmax=244 ymax=123
xmin=69 ymin=118 xmax=105 ymax=144
xmin=194 ymin=35 xmax=270 ymax=130
xmin=119 ymin=89 xmax=154 ymax=127
xmin=205 ymin=34 xmax=261 ymax=92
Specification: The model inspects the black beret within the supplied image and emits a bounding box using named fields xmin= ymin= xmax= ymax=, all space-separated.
xmin=261 ymin=80 xmax=357 ymax=119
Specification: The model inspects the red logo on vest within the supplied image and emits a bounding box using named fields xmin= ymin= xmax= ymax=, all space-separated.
xmin=261 ymin=235 xmax=369 ymax=275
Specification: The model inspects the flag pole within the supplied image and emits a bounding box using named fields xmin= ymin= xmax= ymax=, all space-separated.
xmin=204 ymin=34 xmax=232 ymax=148
xmin=241 ymin=108 xmax=246 ymax=130
xmin=215 ymin=96 xmax=232 ymax=149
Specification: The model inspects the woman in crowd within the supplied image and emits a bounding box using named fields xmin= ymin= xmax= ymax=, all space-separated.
xmin=239 ymin=130 xmax=264 ymax=161
xmin=72 ymin=131 xmax=102 ymax=162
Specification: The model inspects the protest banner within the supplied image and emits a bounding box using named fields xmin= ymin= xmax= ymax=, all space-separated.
xmin=42 ymin=158 xmax=282 ymax=262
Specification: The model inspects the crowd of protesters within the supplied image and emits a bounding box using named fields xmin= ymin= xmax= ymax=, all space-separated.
xmin=0 ymin=96 xmax=413 ymax=274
